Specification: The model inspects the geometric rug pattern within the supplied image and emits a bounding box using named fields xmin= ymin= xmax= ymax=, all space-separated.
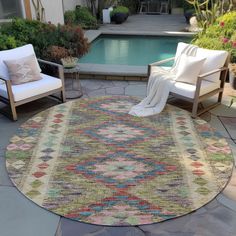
xmin=6 ymin=96 xmax=234 ymax=226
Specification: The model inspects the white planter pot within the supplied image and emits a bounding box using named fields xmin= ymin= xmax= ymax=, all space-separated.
xmin=103 ymin=8 xmax=113 ymax=24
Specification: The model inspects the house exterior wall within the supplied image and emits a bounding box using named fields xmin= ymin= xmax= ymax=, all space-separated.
xmin=28 ymin=0 xmax=87 ymax=24
xmin=30 ymin=0 xmax=64 ymax=24
xmin=63 ymin=0 xmax=86 ymax=11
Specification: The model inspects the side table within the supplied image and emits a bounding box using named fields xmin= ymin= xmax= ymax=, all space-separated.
xmin=64 ymin=66 xmax=83 ymax=99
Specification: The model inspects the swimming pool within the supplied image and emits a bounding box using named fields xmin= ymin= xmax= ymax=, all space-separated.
xmin=80 ymin=35 xmax=191 ymax=67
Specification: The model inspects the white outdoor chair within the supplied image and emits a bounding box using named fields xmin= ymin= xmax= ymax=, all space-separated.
xmin=148 ymin=42 xmax=229 ymax=118
xmin=0 ymin=44 xmax=66 ymax=121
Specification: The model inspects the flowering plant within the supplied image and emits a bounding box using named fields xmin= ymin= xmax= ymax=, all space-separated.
xmin=193 ymin=11 xmax=236 ymax=62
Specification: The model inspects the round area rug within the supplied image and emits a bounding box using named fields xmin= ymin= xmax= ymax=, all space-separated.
xmin=6 ymin=96 xmax=234 ymax=226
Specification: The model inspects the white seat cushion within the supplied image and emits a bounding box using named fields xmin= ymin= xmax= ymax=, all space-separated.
xmin=0 ymin=44 xmax=41 ymax=80
xmin=171 ymin=80 xmax=220 ymax=99
xmin=151 ymin=66 xmax=220 ymax=99
xmin=0 ymin=73 xmax=62 ymax=102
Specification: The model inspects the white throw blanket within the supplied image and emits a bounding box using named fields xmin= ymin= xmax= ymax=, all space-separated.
xmin=129 ymin=45 xmax=198 ymax=117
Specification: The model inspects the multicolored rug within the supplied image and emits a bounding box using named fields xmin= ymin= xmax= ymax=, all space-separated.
xmin=6 ymin=96 xmax=234 ymax=226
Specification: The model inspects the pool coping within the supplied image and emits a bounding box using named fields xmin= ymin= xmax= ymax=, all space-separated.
xmin=79 ymin=30 xmax=195 ymax=80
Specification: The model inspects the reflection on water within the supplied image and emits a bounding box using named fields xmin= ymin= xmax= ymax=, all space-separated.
xmin=80 ymin=35 xmax=190 ymax=66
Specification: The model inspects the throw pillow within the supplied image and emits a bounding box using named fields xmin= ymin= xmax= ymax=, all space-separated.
xmin=175 ymin=54 xmax=206 ymax=85
xmin=4 ymin=54 xmax=42 ymax=85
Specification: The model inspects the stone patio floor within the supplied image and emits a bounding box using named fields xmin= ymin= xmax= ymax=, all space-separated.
xmin=0 ymin=78 xmax=236 ymax=236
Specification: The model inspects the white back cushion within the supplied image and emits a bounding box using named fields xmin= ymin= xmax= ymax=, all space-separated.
xmin=196 ymin=48 xmax=228 ymax=82
xmin=0 ymin=44 xmax=41 ymax=80
xmin=175 ymin=54 xmax=206 ymax=85
xmin=174 ymin=42 xmax=228 ymax=83
xmin=174 ymin=42 xmax=191 ymax=62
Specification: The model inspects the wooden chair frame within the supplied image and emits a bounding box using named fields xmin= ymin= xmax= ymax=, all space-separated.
xmin=148 ymin=56 xmax=229 ymax=118
xmin=0 ymin=59 xmax=66 ymax=121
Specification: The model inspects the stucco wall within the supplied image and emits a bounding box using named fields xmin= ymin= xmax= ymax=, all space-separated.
xmin=63 ymin=0 xmax=86 ymax=11
xmin=30 ymin=0 xmax=64 ymax=24
xmin=30 ymin=0 xmax=88 ymax=25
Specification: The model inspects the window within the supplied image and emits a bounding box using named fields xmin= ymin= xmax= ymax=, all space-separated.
xmin=0 ymin=0 xmax=24 ymax=20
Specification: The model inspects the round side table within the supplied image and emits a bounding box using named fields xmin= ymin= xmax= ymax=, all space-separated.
xmin=64 ymin=66 xmax=83 ymax=99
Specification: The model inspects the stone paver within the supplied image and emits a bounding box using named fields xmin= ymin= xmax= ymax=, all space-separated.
xmin=106 ymin=86 xmax=125 ymax=95
xmin=207 ymin=115 xmax=230 ymax=138
xmin=140 ymin=203 xmax=236 ymax=236
xmin=217 ymin=194 xmax=236 ymax=212
xmin=56 ymin=218 xmax=104 ymax=236
xmin=0 ymin=186 xmax=60 ymax=236
xmin=0 ymin=78 xmax=236 ymax=236
xmin=222 ymin=169 xmax=236 ymax=202
xmin=218 ymin=117 xmax=236 ymax=139
xmin=87 ymin=88 xmax=107 ymax=97
xmin=125 ymin=84 xmax=147 ymax=97
xmin=99 ymin=14 xmax=189 ymax=33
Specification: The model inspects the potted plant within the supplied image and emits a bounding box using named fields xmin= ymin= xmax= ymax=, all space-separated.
xmin=110 ymin=6 xmax=129 ymax=24
xmin=61 ymin=56 xmax=78 ymax=69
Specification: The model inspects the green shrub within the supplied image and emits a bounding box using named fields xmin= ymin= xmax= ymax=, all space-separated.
xmin=64 ymin=10 xmax=76 ymax=25
xmin=31 ymin=24 xmax=89 ymax=62
xmin=193 ymin=11 xmax=236 ymax=62
xmin=0 ymin=33 xmax=20 ymax=50
xmin=75 ymin=7 xmax=98 ymax=29
xmin=0 ymin=18 xmax=89 ymax=63
xmin=110 ymin=6 xmax=129 ymax=17
xmin=118 ymin=0 xmax=139 ymax=14
xmin=64 ymin=7 xmax=98 ymax=29
xmin=0 ymin=18 xmax=43 ymax=45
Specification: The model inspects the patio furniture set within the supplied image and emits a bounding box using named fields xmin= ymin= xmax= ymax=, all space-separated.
xmin=139 ymin=0 xmax=170 ymax=14
xmin=0 ymin=42 xmax=229 ymax=121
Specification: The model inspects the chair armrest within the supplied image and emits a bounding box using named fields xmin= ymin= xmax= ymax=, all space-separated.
xmin=148 ymin=57 xmax=175 ymax=76
xmin=194 ymin=66 xmax=229 ymax=101
xmin=0 ymin=77 xmax=12 ymax=88
xmin=0 ymin=77 xmax=8 ymax=83
xmin=37 ymin=58 xmax=65 ymax=85
xmin=198 ymin=67 xmax=228 ymax=80
xmin=37 ymin=58 xmax=62 ymax=68
xmin=0 ymin=77 xmax=14 ymax=103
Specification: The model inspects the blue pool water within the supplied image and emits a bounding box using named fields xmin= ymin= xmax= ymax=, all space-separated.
xmin=80 ymin=35 xmax=191 ymax=66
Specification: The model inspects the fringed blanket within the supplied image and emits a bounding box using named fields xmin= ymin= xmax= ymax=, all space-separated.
xmin=129 ymin=44 xmax=198 ymax=117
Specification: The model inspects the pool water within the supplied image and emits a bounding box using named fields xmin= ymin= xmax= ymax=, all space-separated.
xmin=80 ymin=35 xmax=191 ymax=66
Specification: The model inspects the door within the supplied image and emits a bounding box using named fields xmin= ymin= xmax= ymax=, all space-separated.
xmin=0 ymin=0 xmax=24 ymax=19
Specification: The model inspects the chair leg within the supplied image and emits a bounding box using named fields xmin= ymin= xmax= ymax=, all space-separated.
xmin=191 ymin=100 xmax=198 ymax=118
xmin=218 ymin=91 xmax=223 ymax=103
xmin=61 ymin=89 xmax=66 ymax=103
xmin=10 ymin=102 xmax=17 ymax=121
